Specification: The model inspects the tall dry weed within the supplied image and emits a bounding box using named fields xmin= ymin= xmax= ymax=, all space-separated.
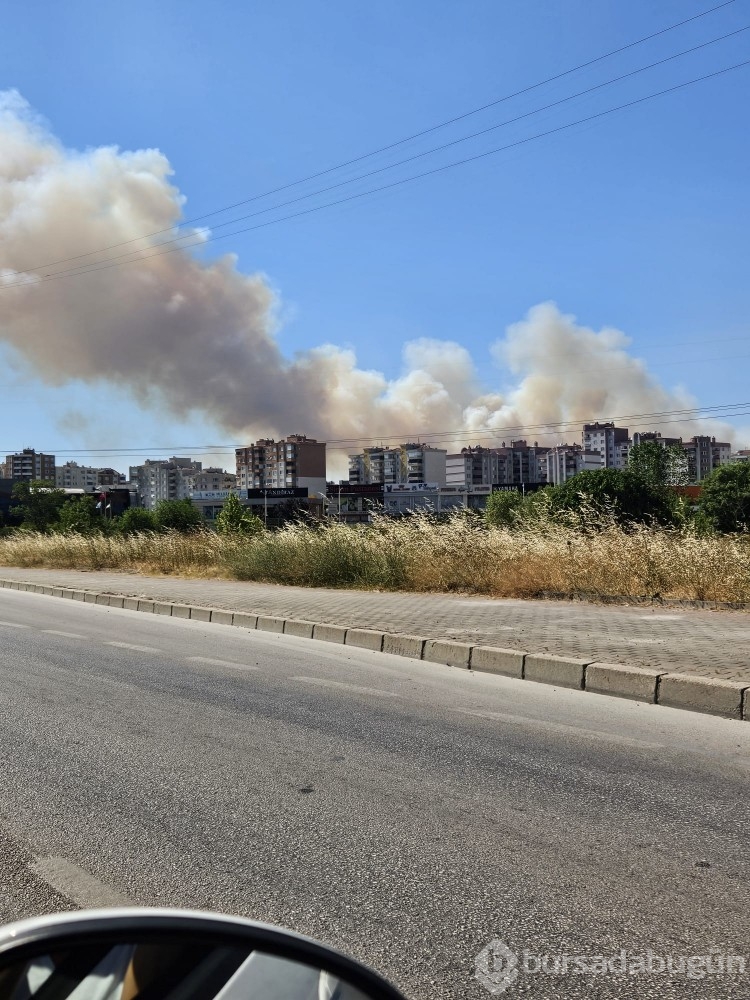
xmin=1 ymin=513 xmax=749 ymax=602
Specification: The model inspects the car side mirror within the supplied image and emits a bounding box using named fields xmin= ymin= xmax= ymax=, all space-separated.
xmin=0 ymin=909 xmax=408 ymax=1000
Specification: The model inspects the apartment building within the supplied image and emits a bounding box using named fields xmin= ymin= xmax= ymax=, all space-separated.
xmin=582 ymin=422 xmax=630 ymax=469
xmin=630 ymin=431 xmax=730 ymax=482
xmin=184 ymin=468 xmax=237 ymax=495
xmin=128 ymin=457 xmax=203 ymax=509
xmin=235 ymin=434 xmax=326 ymax=494
xmin=682 ymin=436 xmax=731 ymax=482
xmin=546 ymin=445 xmax=603 ymax=486
xmin=446 ymin=447 xmax=503 ymax=488
xmin=55 ymin=462 xmax=124 ymax=490
xmin=491 ymin=441 xmax=550 ymax=487
xmin=348 ymin=444 xmax=447 ymax=487
xmin=631 ymin=431 xmax=682 ymax=450
xmin=4 ymin=449 xmax=55 ymax=482
xmin=348 ymin=447 xmax=405 ymax=485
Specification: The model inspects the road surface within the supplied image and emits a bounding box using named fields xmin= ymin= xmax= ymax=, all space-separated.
xmin=2 ymin=566 xmax=750 ymax=682
xmin=0 ymin=588 xmax=748 ymax=998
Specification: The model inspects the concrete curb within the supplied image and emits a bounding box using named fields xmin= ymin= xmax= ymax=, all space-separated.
xmin=657 ymin=673 xmax=746 ymax=719
xmin=2 ymin=577 xmax=748 ymax=722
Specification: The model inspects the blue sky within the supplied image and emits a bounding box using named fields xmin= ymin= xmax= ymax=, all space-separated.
xmin=1 ymin=0 xmax=748 ymax=474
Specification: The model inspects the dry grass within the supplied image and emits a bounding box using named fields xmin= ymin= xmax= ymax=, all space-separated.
xmin=1 ymin=511 xmax=749 ymax=603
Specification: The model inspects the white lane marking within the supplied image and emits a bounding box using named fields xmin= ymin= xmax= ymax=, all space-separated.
xmin=105 ymin=641 xmax=162 ymax=654
xmin=0 ymin=621 xmax=29 ymax=628
xmin=292 ymin=676 xmax=399 ymax=697
xmin=609 ymin=637 xmax=660 ymax=645
xmin=453 ymin=708 xmax=750 ymax=770
xmin=642 ymin=615 xmax=683 ymax=621
xmin=30 ymin=856 xmax=133 ymax=907
xmin=187 ymin=656 xmax=259 ymax=671
xmin=43 ymin=630 xmax=86 ymax=639
xmin=452 ymin=708 xmax=668 ymax=751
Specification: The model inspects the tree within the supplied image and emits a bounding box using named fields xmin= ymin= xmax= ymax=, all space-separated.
xmin=699 ymin=463 xmax=750 ymax=533
xmin=56 ymin=496 xmax=103 ymax=534
xmin=548 ymin=468 xmax=676 ymax=525
xmin=214 ymin=493 xmax=264 ymax=535
xmin=153 ymin=498 xmax=205 ymax=532
xmin=116 ymin=507 xmax=158 ymax=535
xmin=627 ymin=440 xmax=672 ymax=490
xmin=485 ymin=490 xmax=523 ymax=527
xmin=10 ymin=480 xmax=68 ymax=532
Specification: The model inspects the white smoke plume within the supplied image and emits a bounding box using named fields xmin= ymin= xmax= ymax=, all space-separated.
xmin=0 ymin=91 xmax=737 ymax=463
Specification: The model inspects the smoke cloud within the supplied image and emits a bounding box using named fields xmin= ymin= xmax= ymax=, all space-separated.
xmin=0 ymin=91 xmax=736 ymax=460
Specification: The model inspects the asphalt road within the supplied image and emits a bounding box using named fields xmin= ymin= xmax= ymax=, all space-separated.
xmin=3 ymin=566 xmax=750 ymax=682
xmin=0 ymin=589 xmax=748 ymax=999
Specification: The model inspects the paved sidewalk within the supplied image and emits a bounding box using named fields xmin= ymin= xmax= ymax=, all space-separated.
xmin=1 ymin=566 xmax=748 ymax=683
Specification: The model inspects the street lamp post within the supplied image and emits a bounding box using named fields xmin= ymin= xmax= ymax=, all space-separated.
xmin=313 ymin=492 xmax=332 ymax=520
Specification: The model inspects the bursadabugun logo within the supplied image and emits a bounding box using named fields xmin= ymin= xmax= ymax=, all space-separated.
xmin=474 ymin=940 xmax=746 ymax=993
xmin=474 ymin=939 xmax=519 ymax=994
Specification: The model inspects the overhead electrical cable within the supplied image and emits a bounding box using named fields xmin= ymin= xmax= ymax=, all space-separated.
xmin=10 ymin=401 xmax=750 ymax=457
xmin=3 ymin=57 xmax=749 ymax=293
xmin=27 ymin=23 xmax=750 ymax=282
xmin=5 ymin=0 xmax=738 ymax=276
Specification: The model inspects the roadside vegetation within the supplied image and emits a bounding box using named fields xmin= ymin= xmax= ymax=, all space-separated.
xmin=1 ymin=444 xmax=750 ymax=603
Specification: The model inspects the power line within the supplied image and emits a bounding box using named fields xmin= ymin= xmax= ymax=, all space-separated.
xmin=6 ymin=0 xmax=738 ymax=277
xmin=33 ymin=24 xmax=750 ymax=282
xmin=9 ymin=402 xmax=750 ymax=458
xmin=4 ymin=57 xmax=748 ymax=293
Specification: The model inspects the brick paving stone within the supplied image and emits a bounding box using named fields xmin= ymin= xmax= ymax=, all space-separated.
xmin=1 ymin=568 xmax=749 ymax=682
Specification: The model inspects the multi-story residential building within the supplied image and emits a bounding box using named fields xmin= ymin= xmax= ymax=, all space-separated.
xmin=729 ymin=449 xmax=750 ymax=465
xmin=348 ymin=447 xmax=401 ymax=485
xmin=681 ymin=436 xmax=731 ymax=482
xmin=4 ymin=449 xmax=56 ymax=482
xmin=491 ymin=440 xmax=550 ymax=487
xmin=403 ymin=443 xmax=446 ymax=485
xmin=582 ymin=422 xmax=630 ymax=468
xmin=626 ymin=430 xmax=730 ymax=482
xmin=235 ymin=435 xmax=326 ymax=494
xmin=446 ymin=446 xmax=504 ymax=488
xmin=348 ymin=444 xmax=446 ymax=487
xmin=631 ymin=431 xmax=682 ymax=450
xmin=128 ymin=457 xmax=203 ymax=509
xmin=546 ymin=445 xmax=603 ymax=486
xmin=55 ymin=462 xmax=125 ymax=491
xmin=184 ymin=468 xmax=237 ymax=495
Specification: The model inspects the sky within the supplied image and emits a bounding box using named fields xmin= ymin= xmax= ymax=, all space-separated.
xmin=0 ymin=0 xmax=748 ymax=479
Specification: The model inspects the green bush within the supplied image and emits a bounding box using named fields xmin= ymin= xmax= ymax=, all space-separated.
xmin=699 ymin=463 xmax=750 ymax=533
xmin=153 ymin=499 xmax=205 ymax=533
xmin=116 ymin=507 xmax=158 ymax=536
xmin=56 ymin=496 xmax=105 ymax=534
xmin=485 ymin=490 xmax=523 ymax=527
xmin=10 ymin=480 xmax=68 ymax=532
xmin=214 ymin=493 xmax=264 ymax=535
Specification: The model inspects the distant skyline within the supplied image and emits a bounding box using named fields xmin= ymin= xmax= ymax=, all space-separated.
xmin=1 ymin=0 xmax=748 ymax=477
